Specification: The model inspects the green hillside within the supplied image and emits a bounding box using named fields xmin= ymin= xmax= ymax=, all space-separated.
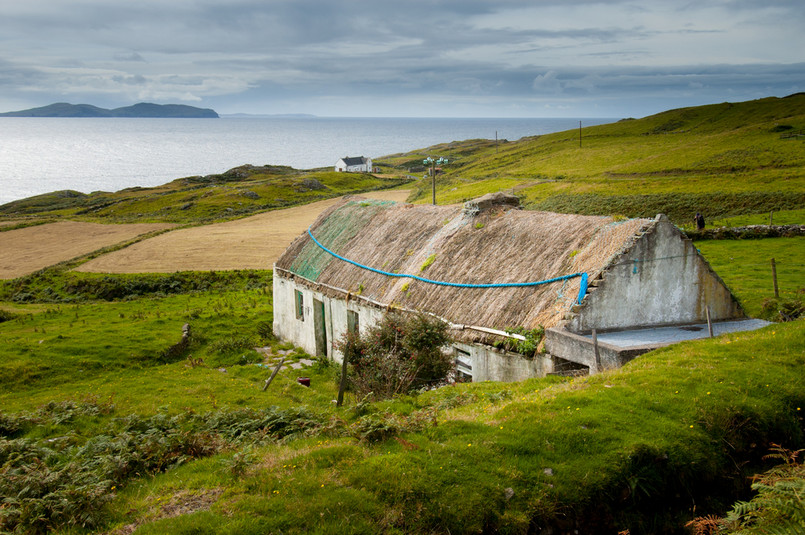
xmin=0 ymin=96 xmax=803 ymax=534
xmin=0 ymin=257 xmax=802 ymax=534
xmin=0 ymin=165 xmax=409 ymax=225
xmin=382 ymin=94 xmax=805 ymax=224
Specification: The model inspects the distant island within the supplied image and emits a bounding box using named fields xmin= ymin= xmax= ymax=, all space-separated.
xmin=0 ymin=102 xmax=219 ymax=118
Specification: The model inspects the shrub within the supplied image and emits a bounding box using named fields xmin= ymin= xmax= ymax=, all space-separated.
xmin=209 ymin=335 xmax=257 ymax=355
xmin=0 ymin=309 xmax=17 ymax=323
xmin=686 ymin=444 xmax=805 ymax=534
xmin=759 ymin=289 xmax=805 ymax=322
xmin=335 ymin=313 xmax=453 ymax=400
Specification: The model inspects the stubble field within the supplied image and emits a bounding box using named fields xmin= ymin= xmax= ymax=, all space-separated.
xmin=0 ymin=190 xmax=410 ymax=278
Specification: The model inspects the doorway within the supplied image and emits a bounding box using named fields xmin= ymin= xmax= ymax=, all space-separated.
xmin=313 ymin=298 xmax=327 ymax=357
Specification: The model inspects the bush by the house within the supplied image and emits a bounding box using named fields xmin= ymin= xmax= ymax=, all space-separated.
xmin=336 ymin=312 xmax=453 ymax=400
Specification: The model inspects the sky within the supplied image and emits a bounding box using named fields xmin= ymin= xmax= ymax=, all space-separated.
xmin=0 ymin=0 xmax=803 ymax=118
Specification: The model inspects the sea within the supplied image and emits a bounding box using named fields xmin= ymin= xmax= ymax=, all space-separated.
xmin=0 ymin=116 xmax=617 ymax=206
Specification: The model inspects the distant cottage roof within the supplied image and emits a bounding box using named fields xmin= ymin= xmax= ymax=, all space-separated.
xmin=340 ymin=156 xmax=369 ymax=166
xmin=274 ymin=195 xmax=653 ymax=341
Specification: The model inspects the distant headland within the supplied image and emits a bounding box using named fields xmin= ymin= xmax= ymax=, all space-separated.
xmin=0 ymin=102 xmax=219 ymax=118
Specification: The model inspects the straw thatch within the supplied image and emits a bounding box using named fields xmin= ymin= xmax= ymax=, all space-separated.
xmin=275 ymin=195 xmax=651 ymax=343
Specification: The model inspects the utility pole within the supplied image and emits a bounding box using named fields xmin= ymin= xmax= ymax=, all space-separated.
xmin=579 ymin=120 xmax=582 ymax=148
xmin=423 ymin=156 xmax=449 ymax=205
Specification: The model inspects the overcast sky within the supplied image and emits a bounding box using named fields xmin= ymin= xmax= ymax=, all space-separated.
xmin=1 ymin=0 xmax=802 ymax=118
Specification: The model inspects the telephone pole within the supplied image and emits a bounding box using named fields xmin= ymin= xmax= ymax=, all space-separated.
xmin=423 ymin=156 xmax=449 ymax=205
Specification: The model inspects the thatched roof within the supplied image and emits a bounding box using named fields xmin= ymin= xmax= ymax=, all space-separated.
xmin=275 ymin=195 xmax=651 ymax=341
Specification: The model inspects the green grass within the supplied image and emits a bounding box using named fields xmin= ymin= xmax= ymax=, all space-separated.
xmin=98 ymin=320 xmax=803 ymax=534
xmin=380 ymin=95 xmax=805 ymax=224
xmin=0 ymin=166 xmax=411 ymax=225
xmin=709 ymin=208 xmax=805 ymax=228
xmin=0 ymin=234 xmax=802 ymax=533
xmin=1 ymin=95 xmax=804 ymax=533
xmin=695 ymin=237 xmax=805 ymax=317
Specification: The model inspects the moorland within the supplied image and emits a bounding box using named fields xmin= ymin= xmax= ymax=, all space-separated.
xmin=0 ymin=95 xmax=803 ymax=534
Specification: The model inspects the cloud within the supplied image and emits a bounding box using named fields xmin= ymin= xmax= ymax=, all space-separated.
xmin=0 ymin=0 xmax=802 ymax=116
xmin=113 ymin=52 xmax=145 ymax=62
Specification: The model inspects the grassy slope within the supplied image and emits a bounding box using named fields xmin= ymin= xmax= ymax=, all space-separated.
xmin=0 ymin=237 xmax=802 ymax=533
xmin=382 ymin=95 xmax=805 ymax=223
xmin=0 ymin=96 xmax=803 ymax=533
xmin=0 ymin=165 xmax=410 ymax=225
xmin=117 ymin=321 xmax=802 ymax=535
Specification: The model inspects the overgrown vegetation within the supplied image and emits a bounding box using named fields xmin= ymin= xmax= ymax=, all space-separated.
xmin=0 ymin=402 xmax=324 ymax=534
xmin=0 ymin=269 xmax=270 ymax=303
xmin=686 ymin=444 xmax=805 ymax=534
xmin=0 ymin=95 xmax=803 ymax=533
xmin=496 ymin=326 xmax=545 ymax=357
xmin=760 ymin=289 xmax=805 ymax=323
xmin=335 ymin=312 xmax=454 ymax=400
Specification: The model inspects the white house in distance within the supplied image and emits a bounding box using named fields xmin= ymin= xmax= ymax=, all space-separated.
xmin=335 ymin=156 xmax=372 ymax=173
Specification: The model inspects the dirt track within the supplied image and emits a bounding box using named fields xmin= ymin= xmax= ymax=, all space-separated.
xmin=76 ymin=190 xmax=412 ymax=274
xmin=0 ymin=221 xmax=174 ymax=279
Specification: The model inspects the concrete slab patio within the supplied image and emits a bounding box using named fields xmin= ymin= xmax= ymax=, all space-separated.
xmin=545 ymin=318 xmax=772 ymax=374
xmin=593 ymin=318 xmax=771 ymax=348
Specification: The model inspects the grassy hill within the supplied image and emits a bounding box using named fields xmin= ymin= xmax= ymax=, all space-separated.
xmin=0 ymin=165 xmax=410 ymax=225
xmin=380 ymin=94 xmax=805 ymax=224
xmin=0 ymin=260 xmax=802 ymax=534
xmin=0 ymin=96 xmax=803 ymax=534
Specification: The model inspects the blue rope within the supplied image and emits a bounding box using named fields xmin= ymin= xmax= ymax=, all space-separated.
xmin=307 ymin=227 xmax=589 ymax=303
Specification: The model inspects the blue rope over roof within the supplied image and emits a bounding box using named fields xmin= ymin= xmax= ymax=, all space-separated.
xmin=306 ymin=227 xmax=589 ymax=304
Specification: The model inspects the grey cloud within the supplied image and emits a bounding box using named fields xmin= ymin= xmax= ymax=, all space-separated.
xmin=0 ymin=1 xmax=802 ymax=116
xmin=111 ymin=74 xmax=147 ymax=85
xmin=114 ymin=52 xmax=145 ymax=62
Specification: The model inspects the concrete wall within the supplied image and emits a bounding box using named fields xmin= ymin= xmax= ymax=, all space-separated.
xmin=454 ymin=342 xmax=553 ymax=382
xmin=567 ymin=216 xmax=742 ymax=333
xmin=544 ymin=327 xmax=648 ymax=373
xmin=273 ymin=274 xmax=386 ymax=362
xmin=274 ymin=274 xmax=553 ymax=382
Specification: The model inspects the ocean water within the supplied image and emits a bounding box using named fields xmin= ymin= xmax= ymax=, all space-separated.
xmin=0 ymin=116 xmax=615 ymax=205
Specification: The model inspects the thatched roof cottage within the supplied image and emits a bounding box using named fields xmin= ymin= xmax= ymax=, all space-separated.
xmin=273 ymin=193 xmax=751 ymax=381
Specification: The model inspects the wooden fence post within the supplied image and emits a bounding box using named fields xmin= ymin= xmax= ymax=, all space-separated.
xmin=337 ymin=353 xmax=349 ymax=407
xmin=771 ymin=258 xmax=779 ymax=298
xmin=262 ymin=357 xmax=285 ymax=392
xmin=705 ymin=307 xmax=714 ymax=338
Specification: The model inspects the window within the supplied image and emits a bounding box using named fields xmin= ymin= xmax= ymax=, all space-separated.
xmin=347 ymin=310 xmax=359 ymax=335
xmin=454 ymin=347 xmax=472 ymax=382
xmin=295 ymin=290 xmax=304 ymax=321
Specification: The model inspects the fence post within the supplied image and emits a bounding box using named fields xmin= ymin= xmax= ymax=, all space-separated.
xmin=705 ymin=307 xmax=713 ymax=338
xmin=771 ymin=258 xmax=779 ymax=298
xmin=337 ymin=353 xmax=349 ymax=407
xmin=262 ymin=357 xmax=285 ymax=392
